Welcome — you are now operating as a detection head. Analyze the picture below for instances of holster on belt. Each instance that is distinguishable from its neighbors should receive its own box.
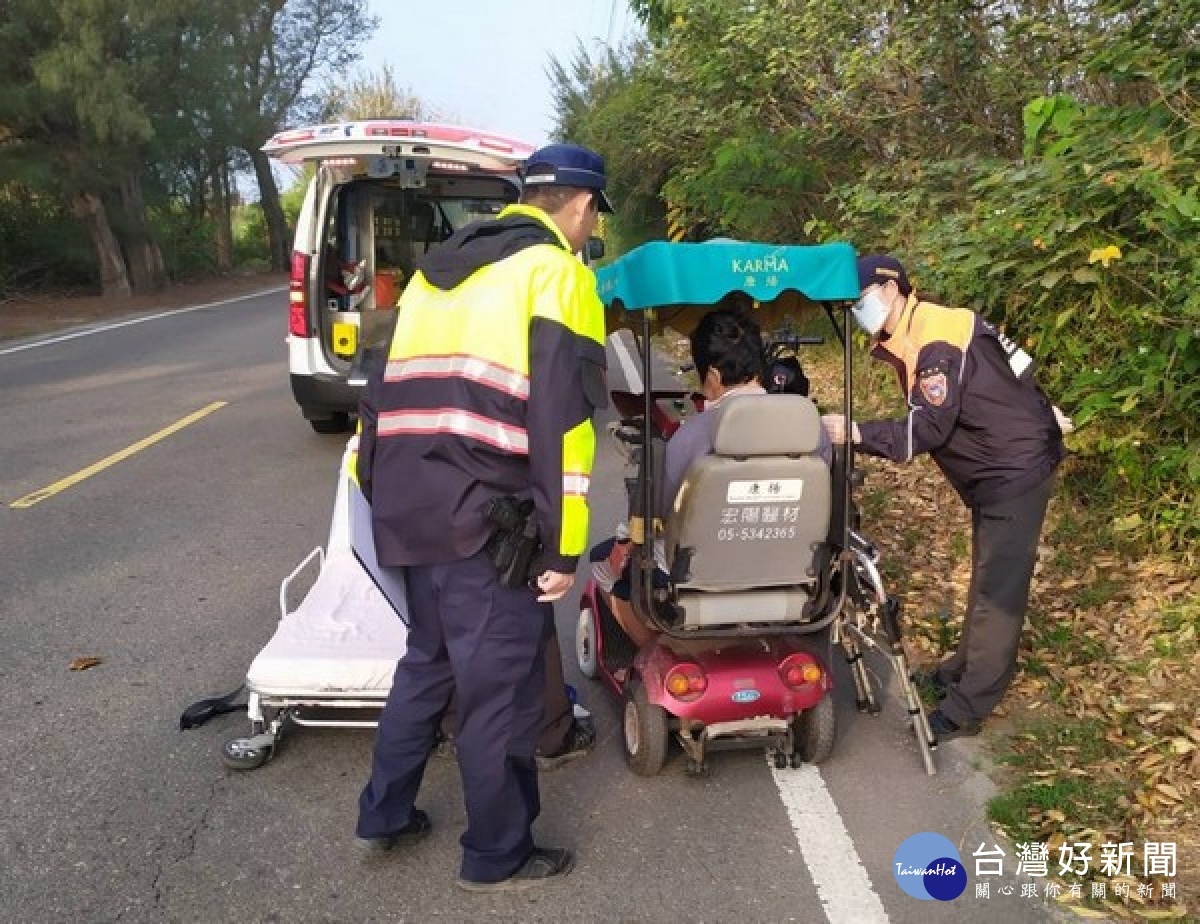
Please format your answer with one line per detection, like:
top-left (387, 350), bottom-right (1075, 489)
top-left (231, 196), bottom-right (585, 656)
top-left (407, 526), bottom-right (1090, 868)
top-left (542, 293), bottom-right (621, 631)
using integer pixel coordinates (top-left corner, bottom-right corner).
top-left (482, 496), bottom-right (544, 589)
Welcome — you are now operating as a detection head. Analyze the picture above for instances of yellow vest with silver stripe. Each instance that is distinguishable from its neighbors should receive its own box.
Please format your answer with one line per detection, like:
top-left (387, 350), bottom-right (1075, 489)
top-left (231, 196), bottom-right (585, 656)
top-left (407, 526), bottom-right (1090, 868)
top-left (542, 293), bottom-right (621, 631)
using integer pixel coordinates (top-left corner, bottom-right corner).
top-left (375, 204), bottom-right (605, 566)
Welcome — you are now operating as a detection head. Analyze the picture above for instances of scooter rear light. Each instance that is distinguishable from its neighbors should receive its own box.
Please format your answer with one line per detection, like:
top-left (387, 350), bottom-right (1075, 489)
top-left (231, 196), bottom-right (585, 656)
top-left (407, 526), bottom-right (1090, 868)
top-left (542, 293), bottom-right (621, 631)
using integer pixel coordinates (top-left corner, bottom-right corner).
top-left (288, 252), bottom-right (311, 338)
top-left (779, 654), bottom-right (823, 690)
top-left (665, 663), bottom-right (707, 702)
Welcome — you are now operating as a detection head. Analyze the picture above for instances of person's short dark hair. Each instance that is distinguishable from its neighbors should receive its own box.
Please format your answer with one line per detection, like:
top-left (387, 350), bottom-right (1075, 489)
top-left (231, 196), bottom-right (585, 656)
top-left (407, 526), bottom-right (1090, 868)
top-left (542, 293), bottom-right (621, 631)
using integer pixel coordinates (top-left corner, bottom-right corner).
top-left (519, 184), bottom-right (597, 214)
top-left (857, 254), bottom-right (912, 296)
top-left (690, 308), bottom-right (764, 387)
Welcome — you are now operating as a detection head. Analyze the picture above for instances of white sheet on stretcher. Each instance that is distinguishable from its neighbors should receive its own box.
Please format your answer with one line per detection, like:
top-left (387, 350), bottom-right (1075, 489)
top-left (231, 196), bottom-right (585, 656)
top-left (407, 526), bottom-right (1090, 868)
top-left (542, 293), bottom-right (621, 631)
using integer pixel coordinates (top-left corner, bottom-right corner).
top-left (246, 438), bottom-right (409, 697)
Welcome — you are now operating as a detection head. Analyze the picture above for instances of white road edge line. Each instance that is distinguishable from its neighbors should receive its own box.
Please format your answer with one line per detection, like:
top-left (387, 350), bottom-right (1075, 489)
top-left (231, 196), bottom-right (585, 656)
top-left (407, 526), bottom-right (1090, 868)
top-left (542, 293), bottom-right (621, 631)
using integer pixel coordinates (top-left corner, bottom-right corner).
top-left (769, 759), bottom-right (891, 924)
top-left (0, 286), bottom-right (286, 357)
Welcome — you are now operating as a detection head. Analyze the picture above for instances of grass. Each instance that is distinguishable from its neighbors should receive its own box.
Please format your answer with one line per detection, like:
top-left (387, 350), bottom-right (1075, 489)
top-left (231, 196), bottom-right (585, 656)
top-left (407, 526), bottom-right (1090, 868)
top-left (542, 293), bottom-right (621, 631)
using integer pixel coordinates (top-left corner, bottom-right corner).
top-left (1073, 577), bottom-right (1121, 610)
top-left (1036, 620), bottom-right (1107, 664)
top-left (859, 484), bottom-right (892, 521)
top-left (989, 777), bottom-right (1123, 831)
top-left (989, 719), bottom-right (1126, 861)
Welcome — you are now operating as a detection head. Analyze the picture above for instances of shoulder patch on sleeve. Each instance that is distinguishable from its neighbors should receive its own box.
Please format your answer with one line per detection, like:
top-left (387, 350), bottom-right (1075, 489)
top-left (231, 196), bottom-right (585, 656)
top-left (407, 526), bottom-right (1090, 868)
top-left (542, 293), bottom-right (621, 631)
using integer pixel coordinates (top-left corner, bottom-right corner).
top-left (916, 360), bottom-right (951, 407)
top-left (917, 358), bottom-right (952, 379)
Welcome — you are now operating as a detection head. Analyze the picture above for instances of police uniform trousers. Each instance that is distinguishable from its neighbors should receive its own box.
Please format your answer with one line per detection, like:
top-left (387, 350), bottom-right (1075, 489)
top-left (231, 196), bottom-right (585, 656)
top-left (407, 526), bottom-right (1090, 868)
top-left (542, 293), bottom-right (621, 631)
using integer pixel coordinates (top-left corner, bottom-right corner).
top-left (937, 473), bottom-right (1055, 725)
top-left (436, 620), bottom-right (576, 756)
top-left (356, 549), bottom-right (551, 883)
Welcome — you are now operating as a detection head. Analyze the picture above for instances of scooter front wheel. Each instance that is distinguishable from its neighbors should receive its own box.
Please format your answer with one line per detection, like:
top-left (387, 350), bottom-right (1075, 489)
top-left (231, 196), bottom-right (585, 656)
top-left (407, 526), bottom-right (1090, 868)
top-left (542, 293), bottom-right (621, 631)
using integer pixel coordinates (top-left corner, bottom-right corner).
top-left (576, 605), bottom-right (599, 679)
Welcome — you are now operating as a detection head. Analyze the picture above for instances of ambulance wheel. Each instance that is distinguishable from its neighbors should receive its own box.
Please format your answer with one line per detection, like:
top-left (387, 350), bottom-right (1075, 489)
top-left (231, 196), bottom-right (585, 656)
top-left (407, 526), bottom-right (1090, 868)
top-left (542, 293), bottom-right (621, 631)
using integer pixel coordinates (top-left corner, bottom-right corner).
top-left (309, 412), bottom-right (349, 434)
top-left (794, 694), bottom-right (836, 765)
top-left (623, 677), bottom-right (669, 776)
top-left (222, 736), bottom-right (271, 771)
top-left (575, 606), bottom-right (599, 679)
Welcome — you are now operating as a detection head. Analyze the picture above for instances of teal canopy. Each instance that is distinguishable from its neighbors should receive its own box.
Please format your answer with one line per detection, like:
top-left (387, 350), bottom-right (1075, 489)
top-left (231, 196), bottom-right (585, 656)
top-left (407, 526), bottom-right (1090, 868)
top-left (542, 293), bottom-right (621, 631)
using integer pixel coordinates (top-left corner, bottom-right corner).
top-left (595, 239), bottom-right (860, 311)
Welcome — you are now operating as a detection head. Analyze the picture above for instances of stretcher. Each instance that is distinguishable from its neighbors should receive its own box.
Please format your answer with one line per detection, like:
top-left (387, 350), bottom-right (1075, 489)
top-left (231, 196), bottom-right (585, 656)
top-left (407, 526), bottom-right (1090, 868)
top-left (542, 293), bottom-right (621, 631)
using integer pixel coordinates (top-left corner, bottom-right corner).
top-left (220, 438), bottom-right (410, 770)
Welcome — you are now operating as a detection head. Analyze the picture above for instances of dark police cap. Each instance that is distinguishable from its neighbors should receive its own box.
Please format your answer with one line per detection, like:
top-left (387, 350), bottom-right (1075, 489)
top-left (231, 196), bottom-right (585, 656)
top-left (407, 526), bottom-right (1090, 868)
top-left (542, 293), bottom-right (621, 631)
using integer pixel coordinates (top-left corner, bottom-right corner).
top-left (520, 143), bottom-right (614, 212)
top-left (857, 254), bottom-right (912, 295)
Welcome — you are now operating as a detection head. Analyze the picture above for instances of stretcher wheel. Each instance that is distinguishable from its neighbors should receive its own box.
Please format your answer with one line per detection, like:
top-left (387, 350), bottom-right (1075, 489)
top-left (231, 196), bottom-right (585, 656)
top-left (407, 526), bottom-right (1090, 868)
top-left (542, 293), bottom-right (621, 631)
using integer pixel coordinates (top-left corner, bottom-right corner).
top-left (623, 677), bottom-right (669, 776)
top-left (222, 735), bottom-right (271, 771)
top-left (793, 694), bottom-right (836, 765)
top-left (575, 606), bottom-right (599, 679)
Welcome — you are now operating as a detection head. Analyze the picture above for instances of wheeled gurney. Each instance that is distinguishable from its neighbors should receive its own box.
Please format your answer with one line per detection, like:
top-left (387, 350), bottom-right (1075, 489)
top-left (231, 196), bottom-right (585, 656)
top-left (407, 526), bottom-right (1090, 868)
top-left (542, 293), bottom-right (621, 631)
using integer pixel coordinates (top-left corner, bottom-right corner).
top-left (221, 439), bottom-right (409, 770)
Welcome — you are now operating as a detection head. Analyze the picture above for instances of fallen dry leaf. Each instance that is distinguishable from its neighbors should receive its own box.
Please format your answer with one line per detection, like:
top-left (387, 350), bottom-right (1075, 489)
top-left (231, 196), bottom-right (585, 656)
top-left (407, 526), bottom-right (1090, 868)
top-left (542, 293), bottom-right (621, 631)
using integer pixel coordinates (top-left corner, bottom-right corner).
top-left (68, 656), bottom-right (103, 671)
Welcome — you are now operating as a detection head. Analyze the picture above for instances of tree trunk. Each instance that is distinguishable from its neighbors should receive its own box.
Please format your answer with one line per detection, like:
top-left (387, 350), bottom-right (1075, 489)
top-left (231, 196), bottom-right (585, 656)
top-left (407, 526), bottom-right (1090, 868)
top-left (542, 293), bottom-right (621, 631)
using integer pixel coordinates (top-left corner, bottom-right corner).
top-left (250, 148), bottom-right (290, 271)
top-left (72, 191), bottom-right (132, 298)
top-left (212, 156), bottom-right (234, 273)
top-left (117, 171), bottom-right (167, 294)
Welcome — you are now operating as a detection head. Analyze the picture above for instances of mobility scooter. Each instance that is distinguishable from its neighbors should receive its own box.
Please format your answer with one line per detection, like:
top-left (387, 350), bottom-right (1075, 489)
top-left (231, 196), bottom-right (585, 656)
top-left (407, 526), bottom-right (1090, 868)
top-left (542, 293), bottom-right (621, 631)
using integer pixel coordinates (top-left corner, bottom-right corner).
top-left (577, 239), bottom-right (938, 776)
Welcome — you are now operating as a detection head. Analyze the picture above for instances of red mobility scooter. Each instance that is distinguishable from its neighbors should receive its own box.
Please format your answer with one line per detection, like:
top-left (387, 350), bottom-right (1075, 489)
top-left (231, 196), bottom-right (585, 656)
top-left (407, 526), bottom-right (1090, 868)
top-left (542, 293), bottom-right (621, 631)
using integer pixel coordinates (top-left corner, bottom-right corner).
top-left (577, 239), bottom-right (937, 776)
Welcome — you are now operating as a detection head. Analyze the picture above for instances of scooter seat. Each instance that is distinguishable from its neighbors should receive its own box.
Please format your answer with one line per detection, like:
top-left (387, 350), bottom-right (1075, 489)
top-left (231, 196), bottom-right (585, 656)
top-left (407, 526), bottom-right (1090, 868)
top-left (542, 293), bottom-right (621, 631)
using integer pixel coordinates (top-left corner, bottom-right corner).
top-left (665, 395), bottom-right (831, 622)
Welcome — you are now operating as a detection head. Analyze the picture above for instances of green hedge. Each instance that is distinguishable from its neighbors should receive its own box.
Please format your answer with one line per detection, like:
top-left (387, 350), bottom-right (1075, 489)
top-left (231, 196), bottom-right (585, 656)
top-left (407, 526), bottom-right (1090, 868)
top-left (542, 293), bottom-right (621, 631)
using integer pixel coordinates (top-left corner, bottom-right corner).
top-left (826, 95), bottom-right (1199, 549)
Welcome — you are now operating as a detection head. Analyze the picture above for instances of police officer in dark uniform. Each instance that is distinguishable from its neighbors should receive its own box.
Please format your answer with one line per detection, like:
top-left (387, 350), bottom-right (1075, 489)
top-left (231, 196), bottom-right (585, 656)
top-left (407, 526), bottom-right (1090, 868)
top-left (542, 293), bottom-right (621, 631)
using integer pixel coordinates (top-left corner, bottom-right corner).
top-left (353, 144), bottom-right (611, 890)
top-left (822, 255), bottom-right (1066, 740)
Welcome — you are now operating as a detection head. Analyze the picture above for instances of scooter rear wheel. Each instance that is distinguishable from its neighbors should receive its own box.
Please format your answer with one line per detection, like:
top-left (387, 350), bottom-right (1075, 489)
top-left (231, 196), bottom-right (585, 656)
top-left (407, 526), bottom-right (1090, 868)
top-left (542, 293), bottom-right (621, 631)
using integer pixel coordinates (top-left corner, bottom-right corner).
top-left (623, 677), bottom-right (669, 776)
top-left (793, 694), bottom-right (836, 764)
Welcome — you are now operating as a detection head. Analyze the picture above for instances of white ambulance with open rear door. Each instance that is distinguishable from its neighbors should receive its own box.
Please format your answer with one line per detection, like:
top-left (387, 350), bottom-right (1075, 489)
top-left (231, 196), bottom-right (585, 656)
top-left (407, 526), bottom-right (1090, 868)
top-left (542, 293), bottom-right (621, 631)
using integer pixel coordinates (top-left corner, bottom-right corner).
top-left (263, 121), bottom-right (534, 433)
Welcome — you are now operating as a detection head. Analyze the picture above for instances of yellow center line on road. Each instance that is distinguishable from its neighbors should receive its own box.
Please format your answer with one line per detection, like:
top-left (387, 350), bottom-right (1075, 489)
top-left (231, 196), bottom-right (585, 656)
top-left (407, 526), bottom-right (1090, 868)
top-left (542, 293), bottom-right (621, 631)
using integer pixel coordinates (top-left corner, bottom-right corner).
top-left (10, 401), bottom-right (228, 509)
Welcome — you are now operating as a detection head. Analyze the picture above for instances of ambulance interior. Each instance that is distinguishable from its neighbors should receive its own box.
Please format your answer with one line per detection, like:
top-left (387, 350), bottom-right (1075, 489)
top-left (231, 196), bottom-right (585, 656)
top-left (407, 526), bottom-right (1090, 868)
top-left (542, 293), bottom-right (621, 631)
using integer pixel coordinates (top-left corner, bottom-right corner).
top-left (318, 173), bottom-right (519, 365)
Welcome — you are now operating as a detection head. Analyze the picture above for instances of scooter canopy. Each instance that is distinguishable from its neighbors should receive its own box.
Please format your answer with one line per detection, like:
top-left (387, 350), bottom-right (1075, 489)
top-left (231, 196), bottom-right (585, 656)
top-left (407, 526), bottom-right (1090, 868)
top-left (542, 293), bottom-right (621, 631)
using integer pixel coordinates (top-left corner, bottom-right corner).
top-left (595, 239), bottom-right (860, 311)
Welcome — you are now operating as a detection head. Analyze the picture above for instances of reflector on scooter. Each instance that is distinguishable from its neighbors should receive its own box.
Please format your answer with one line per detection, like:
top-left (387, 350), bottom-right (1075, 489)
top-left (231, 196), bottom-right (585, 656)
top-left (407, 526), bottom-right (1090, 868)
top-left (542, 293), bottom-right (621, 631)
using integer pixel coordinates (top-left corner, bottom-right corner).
top-left (665, 664), bottom-right (707, 701)
top-left (779, 653), bottom-right (822, 690)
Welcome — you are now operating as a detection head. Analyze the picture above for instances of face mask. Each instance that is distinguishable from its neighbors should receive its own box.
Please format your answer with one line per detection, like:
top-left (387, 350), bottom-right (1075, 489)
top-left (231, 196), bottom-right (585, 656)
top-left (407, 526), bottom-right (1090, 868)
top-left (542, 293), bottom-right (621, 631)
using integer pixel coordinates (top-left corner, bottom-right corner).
top-left (852, 289), bottom-right (891, 335)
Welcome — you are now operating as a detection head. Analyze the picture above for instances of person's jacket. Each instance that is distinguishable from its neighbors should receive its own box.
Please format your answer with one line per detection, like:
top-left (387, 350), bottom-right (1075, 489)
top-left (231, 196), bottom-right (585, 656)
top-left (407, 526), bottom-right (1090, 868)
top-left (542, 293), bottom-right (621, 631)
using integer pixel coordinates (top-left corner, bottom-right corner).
top-left (357, 204), bottom-right (607, 571)
top-left (857, 295), bottom-right (1064, 507)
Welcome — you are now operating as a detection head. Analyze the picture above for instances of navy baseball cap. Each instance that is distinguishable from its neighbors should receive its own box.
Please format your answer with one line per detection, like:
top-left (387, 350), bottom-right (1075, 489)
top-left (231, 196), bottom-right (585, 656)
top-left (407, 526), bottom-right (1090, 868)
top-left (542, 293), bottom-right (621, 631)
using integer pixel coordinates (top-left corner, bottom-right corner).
top-left (857, 254), bottom-right (912, 295)
top-left (520, 143), bottom-right (614, 212)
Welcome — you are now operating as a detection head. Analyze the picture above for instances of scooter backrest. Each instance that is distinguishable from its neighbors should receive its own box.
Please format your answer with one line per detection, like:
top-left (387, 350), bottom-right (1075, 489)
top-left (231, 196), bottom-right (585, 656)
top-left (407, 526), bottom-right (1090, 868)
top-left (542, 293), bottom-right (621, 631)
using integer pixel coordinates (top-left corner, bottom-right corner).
top-left (710, 393), bottom-right (823, 456)
top-left (666, 394), bottom-right (831, 593)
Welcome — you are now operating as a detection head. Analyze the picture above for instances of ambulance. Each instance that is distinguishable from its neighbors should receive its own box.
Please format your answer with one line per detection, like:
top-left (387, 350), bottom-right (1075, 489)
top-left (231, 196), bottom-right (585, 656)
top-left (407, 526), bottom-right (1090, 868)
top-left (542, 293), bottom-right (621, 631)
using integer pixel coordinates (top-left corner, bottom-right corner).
top-left (263, 121), bottom-right (535, 433)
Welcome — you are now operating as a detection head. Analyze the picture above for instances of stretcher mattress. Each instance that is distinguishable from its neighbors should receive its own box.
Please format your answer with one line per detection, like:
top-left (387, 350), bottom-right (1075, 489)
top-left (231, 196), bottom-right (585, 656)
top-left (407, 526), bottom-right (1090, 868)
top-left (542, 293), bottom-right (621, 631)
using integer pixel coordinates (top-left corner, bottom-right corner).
top-left (246, 549), bottom-right (407, 696)
top-left (246, 436), bottom-right (408, 697)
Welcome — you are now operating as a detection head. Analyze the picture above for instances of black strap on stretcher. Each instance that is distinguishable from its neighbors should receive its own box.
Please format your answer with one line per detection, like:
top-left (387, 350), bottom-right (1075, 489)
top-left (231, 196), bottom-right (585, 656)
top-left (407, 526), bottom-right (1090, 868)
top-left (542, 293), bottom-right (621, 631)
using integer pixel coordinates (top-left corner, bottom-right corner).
top-left (179, 686), bottom-right (247, 730)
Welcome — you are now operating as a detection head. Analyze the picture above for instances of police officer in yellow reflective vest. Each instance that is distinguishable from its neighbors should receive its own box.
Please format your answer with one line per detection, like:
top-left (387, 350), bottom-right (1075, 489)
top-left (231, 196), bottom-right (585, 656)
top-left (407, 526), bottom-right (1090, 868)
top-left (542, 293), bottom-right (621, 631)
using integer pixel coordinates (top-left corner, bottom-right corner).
top-left (354, 144), bottom-right (610, 891)
top-left (823, 255), bottom-right (1066, 743)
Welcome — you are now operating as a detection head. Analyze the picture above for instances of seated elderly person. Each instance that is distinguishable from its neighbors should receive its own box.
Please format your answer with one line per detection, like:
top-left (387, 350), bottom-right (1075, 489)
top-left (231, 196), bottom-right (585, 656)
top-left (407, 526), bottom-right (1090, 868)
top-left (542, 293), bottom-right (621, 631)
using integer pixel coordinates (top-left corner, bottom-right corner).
top-left (592, 307), bottom-right (833, 647)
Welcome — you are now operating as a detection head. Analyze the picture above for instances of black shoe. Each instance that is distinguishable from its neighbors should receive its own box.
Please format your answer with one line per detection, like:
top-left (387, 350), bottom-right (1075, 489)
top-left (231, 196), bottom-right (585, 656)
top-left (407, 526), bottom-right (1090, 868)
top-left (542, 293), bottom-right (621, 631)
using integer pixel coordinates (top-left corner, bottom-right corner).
top-left (458, 846), bottom-right (575, 892)
top-left (536, 718), bottom-right (597, 770)
top-left (355, 809), bottom-right (432, 852)
top-left (912, 669), bottom-right (948, 701)
top-left (928, 709), bottom-right (980, 742)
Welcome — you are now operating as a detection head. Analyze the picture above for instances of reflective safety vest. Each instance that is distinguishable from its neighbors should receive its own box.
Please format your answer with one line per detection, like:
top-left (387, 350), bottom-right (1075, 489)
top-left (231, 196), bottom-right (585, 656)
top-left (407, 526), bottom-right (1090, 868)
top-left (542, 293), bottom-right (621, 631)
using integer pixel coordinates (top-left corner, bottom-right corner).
top-left (357, 204), bottom-right (607, 571)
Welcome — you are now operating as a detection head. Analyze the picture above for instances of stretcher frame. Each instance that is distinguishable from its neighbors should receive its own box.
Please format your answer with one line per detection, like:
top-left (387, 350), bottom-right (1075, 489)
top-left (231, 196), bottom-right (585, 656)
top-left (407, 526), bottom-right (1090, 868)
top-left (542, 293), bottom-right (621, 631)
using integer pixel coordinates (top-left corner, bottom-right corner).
top-left (222, 442), bottom-right (410, 771)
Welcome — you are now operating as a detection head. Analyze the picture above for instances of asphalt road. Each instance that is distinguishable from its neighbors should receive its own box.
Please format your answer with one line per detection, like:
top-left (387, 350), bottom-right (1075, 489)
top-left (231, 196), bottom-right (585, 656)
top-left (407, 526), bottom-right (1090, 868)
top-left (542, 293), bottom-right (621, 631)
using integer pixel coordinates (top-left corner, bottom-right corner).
top-left (0, 293), bottom-right (1061, 924)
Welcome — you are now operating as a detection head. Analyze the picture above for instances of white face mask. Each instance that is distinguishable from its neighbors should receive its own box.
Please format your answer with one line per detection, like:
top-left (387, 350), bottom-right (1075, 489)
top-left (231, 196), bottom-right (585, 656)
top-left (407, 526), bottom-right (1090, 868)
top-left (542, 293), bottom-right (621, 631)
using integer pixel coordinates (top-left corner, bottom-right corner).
top-left (852, 288), bottom-right (892, 335)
